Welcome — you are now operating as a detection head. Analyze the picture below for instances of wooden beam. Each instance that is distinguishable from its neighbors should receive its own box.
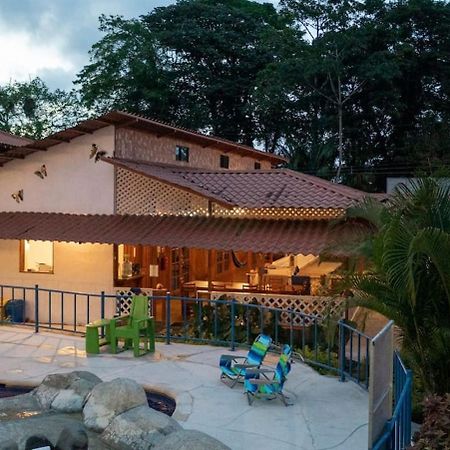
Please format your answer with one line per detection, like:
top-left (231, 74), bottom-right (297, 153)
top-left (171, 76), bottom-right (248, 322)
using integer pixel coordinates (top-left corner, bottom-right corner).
top-left (23, 146), bottom-right (47, 152)
top-left (75, 127), bottom-right (94, 135)
top-left (45, 136), bottom-right (71, 143)
top-left (115, 119), bottom-right (139, 129)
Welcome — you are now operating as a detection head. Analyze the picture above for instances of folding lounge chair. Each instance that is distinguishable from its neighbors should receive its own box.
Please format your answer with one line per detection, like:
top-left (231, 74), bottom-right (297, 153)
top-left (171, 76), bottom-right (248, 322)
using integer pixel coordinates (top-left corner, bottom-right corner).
top-left (244, 344), bottom-right (292, 406)
top-left (219, 334), bottom-right (272, 387)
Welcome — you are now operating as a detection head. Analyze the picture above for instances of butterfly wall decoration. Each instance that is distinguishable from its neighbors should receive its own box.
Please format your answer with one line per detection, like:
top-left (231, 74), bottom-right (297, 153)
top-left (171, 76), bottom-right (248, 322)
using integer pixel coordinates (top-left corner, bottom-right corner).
top-left (34, 164), bottom-right (47, 179)
top-left (89, 143), bottom-right (108, 163)
top-left (11, 189), bottom-right (24, 203)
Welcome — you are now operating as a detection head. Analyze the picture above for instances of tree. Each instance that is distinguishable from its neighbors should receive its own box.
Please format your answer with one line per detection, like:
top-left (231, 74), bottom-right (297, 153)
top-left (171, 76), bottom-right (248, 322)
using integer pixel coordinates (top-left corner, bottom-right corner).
top-left (76, 0), bottom-right (285, 146)
top-left (0, 78), bottom-right (85, 140)
top-left (343, 179), bottom-right (450, 395)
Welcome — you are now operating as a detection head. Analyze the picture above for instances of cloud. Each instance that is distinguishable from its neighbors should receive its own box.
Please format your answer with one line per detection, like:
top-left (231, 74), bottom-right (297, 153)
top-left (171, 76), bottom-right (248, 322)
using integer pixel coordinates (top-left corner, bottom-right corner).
top-left (0, 0), bottom-right (278, 90)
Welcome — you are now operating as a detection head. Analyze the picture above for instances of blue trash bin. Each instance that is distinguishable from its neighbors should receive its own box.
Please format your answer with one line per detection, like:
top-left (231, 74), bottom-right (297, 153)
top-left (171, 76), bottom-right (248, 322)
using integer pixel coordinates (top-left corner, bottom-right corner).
top-left (5, 299), bottom-right (25, 323)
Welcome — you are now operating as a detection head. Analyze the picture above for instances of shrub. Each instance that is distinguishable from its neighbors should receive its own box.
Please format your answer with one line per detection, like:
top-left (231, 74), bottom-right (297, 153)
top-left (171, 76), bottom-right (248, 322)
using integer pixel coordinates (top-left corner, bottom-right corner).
top-left (409, 394), bottom-right (450, 450)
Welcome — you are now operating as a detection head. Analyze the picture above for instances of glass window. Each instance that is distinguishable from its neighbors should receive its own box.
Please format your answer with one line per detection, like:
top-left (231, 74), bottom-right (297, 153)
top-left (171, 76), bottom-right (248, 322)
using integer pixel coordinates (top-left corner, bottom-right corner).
top-left (254, 162), bottom-right (261, 170)
top-left (175, 145), bottom-right (189, 162)
top-left (21, 240), bottom-right (54, 273)
top-left (220, 154), bottom-right (229, 169)
top-left (216, 251), bottom-right (230, 274)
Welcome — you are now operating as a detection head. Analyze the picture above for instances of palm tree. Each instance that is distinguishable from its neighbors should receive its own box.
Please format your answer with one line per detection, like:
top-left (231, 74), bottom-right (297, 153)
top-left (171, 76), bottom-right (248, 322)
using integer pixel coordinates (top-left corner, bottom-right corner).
top-left (341, 178), bottom-right (450, 395)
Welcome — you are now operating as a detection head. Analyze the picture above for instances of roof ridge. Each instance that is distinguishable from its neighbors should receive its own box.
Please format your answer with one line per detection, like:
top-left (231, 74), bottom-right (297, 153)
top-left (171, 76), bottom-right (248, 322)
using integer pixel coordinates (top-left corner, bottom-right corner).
top-left (282, 168), bottom-right (368, 199)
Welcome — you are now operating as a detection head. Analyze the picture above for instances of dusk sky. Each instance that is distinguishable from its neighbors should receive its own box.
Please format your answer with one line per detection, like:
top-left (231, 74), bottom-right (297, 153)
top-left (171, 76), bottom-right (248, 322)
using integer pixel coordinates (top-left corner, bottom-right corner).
top-left (0, 0), bottom-right (278, 91)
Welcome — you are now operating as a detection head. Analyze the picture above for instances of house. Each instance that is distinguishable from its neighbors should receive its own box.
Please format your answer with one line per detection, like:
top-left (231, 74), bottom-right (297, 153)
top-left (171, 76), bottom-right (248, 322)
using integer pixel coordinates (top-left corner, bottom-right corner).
top-left (0, 111), bottom-right (369, 326)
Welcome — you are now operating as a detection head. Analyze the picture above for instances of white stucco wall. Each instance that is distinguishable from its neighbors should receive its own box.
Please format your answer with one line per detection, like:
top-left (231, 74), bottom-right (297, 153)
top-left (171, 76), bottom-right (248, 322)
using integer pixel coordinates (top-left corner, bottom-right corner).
top-left (0, 240), bottom-right (116, 324)
top-left (0, 126), bottom-right (115, 214)
top-left (0, 127), bottom-right (117, 323)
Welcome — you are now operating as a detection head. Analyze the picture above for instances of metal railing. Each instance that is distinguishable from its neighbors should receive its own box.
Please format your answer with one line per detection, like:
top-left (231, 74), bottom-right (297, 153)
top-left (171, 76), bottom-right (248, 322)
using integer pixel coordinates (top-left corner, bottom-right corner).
top-left (372, 352), bottom-right (413, 450)
top-left (0, 283), bottom-right (411, 450)
top-left (0, 284), bottom-right (369, 386)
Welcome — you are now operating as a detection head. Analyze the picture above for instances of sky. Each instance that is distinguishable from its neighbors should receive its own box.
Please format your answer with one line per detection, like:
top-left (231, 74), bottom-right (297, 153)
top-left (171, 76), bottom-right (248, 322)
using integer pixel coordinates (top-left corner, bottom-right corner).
top-left (0, 0), bottom-right (278, 91)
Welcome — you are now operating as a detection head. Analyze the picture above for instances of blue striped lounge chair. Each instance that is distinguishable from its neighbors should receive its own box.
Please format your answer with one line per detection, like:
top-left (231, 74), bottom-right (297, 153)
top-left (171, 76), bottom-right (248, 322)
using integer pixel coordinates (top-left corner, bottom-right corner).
top-left (244, 344), bottom-right (293, 406)
top-left (219, 334), bottom-right (272, 388)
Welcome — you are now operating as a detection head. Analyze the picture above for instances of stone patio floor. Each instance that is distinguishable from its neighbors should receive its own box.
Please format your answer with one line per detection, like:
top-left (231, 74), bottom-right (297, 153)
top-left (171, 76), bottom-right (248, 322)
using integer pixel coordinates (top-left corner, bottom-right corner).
top-left (0, 325), bottom-right (368, 450)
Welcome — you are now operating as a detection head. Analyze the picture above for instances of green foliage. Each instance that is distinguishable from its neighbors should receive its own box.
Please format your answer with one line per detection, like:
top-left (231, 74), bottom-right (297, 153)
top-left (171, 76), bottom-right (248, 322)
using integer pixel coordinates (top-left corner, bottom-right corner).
top-left (409, 394), bottom-right (450, 449)
top-left (0, 78), bottom-right (85, 139)
top-left (344, 178), bottom-right (450, 395)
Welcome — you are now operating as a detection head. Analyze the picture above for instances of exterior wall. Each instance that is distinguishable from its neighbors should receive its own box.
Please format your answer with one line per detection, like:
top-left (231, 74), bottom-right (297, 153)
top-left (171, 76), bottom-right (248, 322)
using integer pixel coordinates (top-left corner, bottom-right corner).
top-left (0, 126), bottom-right (115, 214)
top-left (0, 240), bottom-right (116, 324)
top-left (115, 128), bottom-right (272, 170)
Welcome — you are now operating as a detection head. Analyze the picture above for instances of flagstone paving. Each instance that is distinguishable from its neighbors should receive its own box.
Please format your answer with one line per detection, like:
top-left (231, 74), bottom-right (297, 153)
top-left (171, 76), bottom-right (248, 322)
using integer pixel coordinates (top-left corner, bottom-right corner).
top-left (0, 326), bottom-right (368, 450)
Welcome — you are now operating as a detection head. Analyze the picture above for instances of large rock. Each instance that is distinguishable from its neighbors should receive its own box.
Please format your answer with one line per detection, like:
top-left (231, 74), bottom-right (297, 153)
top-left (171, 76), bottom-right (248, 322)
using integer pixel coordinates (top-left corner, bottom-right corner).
top-left (0, 440), bottom-right (18, 450)
top-left (101, 405), bottom-right (182, 449)
top-left (33, 371), bottom-right (101, 412)
top-left (0, 414), bottom-right (88, 449)
top-left (154, 430), bottom-right (231, 450)
top-left (55, 423), bottom-right (88, 450)
top-left (83, 378), bottom-right (147, 432)
top-left (0, 393), bottom-right (41, 415)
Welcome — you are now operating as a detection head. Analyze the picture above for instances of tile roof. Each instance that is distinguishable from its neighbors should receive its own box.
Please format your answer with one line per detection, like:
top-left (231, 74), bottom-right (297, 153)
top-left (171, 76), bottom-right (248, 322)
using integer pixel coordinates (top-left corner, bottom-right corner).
top-left (0, 110), bottom-right (285, 166)
top-left (0, 130), bottom-right (32, 148)
top-left (0, 212), bottom-right (354, 254)
top-left (105, 158), bottom-right (369, 210)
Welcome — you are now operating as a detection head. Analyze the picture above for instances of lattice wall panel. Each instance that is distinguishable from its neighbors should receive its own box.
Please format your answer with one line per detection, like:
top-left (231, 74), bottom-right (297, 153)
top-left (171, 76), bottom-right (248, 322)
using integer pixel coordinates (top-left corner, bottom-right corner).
top-left (211, 292), bottom-right (342, 327)
top-left (115, 291), bottom-right (154, 316)
top-left (116, 168), bottom-right (209, 216)
top-left (213, 205), bottom-right (345, 221)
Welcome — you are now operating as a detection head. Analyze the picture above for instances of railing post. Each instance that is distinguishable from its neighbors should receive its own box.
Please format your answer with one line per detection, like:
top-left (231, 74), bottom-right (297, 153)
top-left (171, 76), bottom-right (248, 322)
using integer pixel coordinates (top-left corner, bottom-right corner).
top-left (100, 291), bottom-right (105, 338)
top-left (339, 321), bottom-right (346, 382)
top-left (165, 292), bottom-right (171, 345)
top-left (34, 284), bottom-right (39, 333)
top-left (230, 299), bottom-right (236, 351)
top-left (100, 291), bottom-right (105, 319)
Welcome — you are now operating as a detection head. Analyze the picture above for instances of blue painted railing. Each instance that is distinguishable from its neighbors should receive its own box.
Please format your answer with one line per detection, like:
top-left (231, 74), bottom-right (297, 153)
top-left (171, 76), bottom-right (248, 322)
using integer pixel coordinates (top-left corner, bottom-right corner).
top-left (372, 352), bottom-right (413, 450)
top-left (0, 284), bottom-right (370, 388)
top-left (0, 283), bottom-right (411, 450)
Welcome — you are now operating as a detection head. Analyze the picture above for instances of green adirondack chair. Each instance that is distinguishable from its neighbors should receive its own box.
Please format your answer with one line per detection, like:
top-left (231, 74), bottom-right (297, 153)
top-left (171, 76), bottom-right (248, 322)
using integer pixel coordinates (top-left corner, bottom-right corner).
top-left (109, 295), bottom-right (155, 357)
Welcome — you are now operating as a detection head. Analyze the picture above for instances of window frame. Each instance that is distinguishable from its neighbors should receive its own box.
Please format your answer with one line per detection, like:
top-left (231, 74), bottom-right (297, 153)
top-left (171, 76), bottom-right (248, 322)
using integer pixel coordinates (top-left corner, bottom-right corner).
top-left (220, 154), bottom-right (230, 169)
top-left (175, 145), bottom-right (190, 162)
top-left (254, 161), bottom-right (261, 170)
top-left (19, 240), bottom-right (55, 274)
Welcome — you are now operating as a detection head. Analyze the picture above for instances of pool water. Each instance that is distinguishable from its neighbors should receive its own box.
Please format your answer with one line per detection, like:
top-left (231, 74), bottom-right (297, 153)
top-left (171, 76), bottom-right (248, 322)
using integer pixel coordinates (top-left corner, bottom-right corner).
top-left (0, 384), bottom-right (176, 416)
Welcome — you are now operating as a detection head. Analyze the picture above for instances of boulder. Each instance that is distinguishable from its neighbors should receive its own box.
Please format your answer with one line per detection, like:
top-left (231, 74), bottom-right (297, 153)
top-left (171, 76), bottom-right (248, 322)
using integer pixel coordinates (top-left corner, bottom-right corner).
top-left (154, 430), bottom-right (231, 450)
top-left (101, 405), bottom-right (182, 450)
top-left (0, 414), bottom-right (87, 449)
top-left (0, 393), bottom-right (41, 414)
top-left (0, 440), bottom-right (18, 450)
top-left (83, 378), bottom-right (147, 432)
top-left (33, 371), bottom-right (101, 411)
top-left (55, 423), bottom-right (88, 450)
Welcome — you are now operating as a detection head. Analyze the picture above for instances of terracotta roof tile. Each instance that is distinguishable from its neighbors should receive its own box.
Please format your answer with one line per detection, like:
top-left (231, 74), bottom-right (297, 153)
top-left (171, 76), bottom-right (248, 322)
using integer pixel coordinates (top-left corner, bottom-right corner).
top-left (0, 130), bottom-right (32, 148)
top-left (0, 212), bottom-right (353, 254)
top-left (106, 158), bottom-right (369, 210)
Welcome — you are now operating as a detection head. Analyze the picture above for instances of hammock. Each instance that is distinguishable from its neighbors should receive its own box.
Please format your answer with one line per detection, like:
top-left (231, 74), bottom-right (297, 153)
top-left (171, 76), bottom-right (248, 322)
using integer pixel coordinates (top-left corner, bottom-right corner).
top-left (231, 250), bottom-right (247, 268)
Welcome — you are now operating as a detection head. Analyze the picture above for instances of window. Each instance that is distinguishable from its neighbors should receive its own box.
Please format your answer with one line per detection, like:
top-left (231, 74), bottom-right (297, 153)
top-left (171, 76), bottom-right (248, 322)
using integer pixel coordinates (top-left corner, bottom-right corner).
top-left (220, 154), bottom-right (229, 169)
top-left (21, 240), bottom-right (54, 273)
top-left (254, 162), bottom-right (261, 170)
top-left (216, 250), bottom-right (230, 274)
top-left (175, 145), bottom-right (189, 162)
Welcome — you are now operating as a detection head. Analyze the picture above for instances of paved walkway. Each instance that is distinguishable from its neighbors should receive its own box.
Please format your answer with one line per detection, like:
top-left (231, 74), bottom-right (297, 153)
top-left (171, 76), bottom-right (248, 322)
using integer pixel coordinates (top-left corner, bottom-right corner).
top-left (0, 326), bottom-right (368, 450)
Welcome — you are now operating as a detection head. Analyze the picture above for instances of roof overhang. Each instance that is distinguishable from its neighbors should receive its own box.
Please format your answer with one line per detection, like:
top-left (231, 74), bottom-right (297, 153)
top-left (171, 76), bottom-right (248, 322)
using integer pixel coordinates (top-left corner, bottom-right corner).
top-left (0, 212), bottom-right (353, 255)
top-left (0, 111), bottom-right (286, 167)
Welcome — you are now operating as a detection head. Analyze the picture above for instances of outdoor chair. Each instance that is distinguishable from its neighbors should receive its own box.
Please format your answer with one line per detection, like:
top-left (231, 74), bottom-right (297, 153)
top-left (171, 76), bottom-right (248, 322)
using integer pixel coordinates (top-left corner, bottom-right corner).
top-left (109, 295), bottom-right (155, 357)
top-left (244, 344), bottom-right (293, 406)
top-left (219, 334), bottom-right (272, 387)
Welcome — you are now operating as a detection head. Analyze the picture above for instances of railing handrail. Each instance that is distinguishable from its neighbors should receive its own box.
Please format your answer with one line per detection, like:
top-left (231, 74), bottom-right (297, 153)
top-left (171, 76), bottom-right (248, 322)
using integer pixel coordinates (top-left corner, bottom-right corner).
top-left (1, 282), bottom-right (412, 450)
top-left (372, 351), bottom-right (412, 450)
